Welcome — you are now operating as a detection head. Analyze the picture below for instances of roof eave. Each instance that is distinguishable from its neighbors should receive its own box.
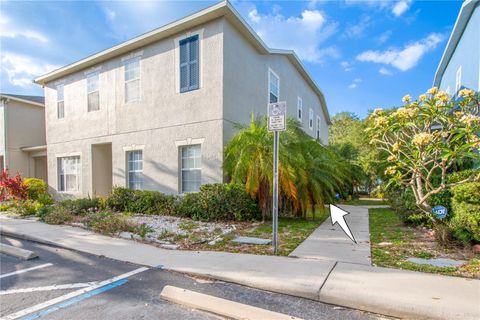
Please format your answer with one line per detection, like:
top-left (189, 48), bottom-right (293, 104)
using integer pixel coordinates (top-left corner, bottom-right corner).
top-left (0, 95), bottom-right (44, 107)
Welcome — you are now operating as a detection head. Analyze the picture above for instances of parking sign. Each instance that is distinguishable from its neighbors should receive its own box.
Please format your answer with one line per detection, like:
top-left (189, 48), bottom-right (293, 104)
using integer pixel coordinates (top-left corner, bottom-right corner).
top-left (268, 102), bottom-right (286, 132)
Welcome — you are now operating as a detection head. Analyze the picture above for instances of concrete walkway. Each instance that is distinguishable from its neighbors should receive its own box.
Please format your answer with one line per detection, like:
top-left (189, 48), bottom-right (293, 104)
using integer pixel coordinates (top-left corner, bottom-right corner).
top-left (289, 205), bottom-right (371, 265)
top-left (1, 215), bottom-right (479, 320)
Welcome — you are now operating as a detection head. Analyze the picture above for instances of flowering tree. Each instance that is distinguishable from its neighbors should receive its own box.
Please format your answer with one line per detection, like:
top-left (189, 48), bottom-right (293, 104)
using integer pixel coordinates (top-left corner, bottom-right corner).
top-left (367, 88), bottom-right (480, 214)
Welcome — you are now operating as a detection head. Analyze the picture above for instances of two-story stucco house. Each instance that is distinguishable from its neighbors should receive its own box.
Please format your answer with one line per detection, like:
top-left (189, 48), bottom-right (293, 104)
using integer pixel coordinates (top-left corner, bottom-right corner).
top-left (34, 1), bottom-right (331, 199)
top-left (434, 0), bottom-right (479, 95)
top-left (0, 94), bottom-right (48, 181)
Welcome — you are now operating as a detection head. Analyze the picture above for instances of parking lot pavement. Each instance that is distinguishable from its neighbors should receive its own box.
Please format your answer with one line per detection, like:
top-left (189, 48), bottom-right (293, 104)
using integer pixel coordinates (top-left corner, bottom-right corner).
top-left (0, 236), bottom-right (387, 320)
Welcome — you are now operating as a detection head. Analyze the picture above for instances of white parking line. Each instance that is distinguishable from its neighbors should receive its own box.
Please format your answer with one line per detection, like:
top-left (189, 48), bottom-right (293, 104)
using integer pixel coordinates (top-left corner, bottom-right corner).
top-left (0, 282), bottom-right (98, 295)
top-left (1, 267), bottom-right (148, 320)
top-left (0, 263), bottom-right (53, 279)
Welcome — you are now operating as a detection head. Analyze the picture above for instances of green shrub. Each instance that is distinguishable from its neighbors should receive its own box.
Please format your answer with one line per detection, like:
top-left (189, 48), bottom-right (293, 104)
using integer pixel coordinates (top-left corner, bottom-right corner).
top-left (58, 198), bottom-right (101, 215)
top-left (87, 211), bottom-right (133, 235)
top-left (133, 223), bottom-right (154, 238)
top-left (42, 206), bottom-right (74, 225)
top-left (37, 194), bottom-right (54, 206)
top-left (449, 182), bottom-right (480, 244)
top-left (24, 178), bottom-right (48, 200)
top-left (448, 169), bottom-right (480, 184)
top-left (106, 187), bottom-right (176, 215)
top-left (176, 184), bottom-right (260, 221)
top-left (13, 200), bottom-right (44, 217)
top-left (0, 202), bottom-right (13, 211)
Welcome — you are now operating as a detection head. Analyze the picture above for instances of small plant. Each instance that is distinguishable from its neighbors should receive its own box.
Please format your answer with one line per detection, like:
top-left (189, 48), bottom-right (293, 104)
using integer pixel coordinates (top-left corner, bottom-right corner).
top-left (58, 198), bottom-right (101, 215)
top-left (178, 220), bottom-right (199, 231)
top-left (24, 178), bottom-right (48, 200)
top-left (0, 169), bottom-right (28, 201)
top-left (134, 223), bottom-right (154, 238)
top-left (42, 206), bottom-right (74, 225)
top-left (158, 229), bottom-right (175, 240)
top-left (13, 200), bottom-right (44, 217)
top-left (87, 211), bottom-right (132, 235)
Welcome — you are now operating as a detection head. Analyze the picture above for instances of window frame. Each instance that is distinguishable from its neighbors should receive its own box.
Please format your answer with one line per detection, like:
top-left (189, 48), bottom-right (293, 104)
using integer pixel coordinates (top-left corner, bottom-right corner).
top-left (57, 84), bottom-right (65, 119)
top-left (126, 150), bottom-right (143, 190)
top-left (297, 97), bottom-right (303, 121)
top-left (180, 144), bottom-right (202, 194)
top-left (124, 56), bottom-right (141, 103)
top-left (86, 71), bottom-right (100, 112)
top-left (179, 35), bottom-right (200, 93)
top-left (268, 69), bottom-right (280, 104)
top-left (57, 156), bottom-right (80, 193)
top-left (309, 109), bottom-right (314, 130)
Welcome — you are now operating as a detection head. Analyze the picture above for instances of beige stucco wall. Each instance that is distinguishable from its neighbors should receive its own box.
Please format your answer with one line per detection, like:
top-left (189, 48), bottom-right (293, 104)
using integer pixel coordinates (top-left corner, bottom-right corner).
top-left (0, 99), bottom-right (46, 177)
top-left (222, 21), bottom-right (329, 143)
top-left (44, 18), bottom-right (225, 198)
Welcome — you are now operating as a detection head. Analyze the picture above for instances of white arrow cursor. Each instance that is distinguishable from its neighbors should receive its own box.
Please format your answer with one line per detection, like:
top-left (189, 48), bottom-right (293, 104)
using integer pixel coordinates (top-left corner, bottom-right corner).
top-left (329, 204), bottom-right (357, 244)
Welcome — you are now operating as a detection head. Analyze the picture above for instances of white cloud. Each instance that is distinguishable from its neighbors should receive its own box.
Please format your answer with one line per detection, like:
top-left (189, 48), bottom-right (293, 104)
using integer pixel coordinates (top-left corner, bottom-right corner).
top-left (356, 33), bottom-right (444, 71)
top-left (345, 0), bottom-right (413, 17)
top-left (392, 0), bottom-right (412, 17)
top-left (246, 7), bottom-right (338, 64)
top-left (104, 7), bottom-right (116, 21)
top-left (377, 30), bottom-right (392, 44)
top-left (0, 14), bottom-right (48, 43)
top-left (379, 67), bottom-right (393, 76)
top-left (340, 61), bottom-right (354, 72)
top-left (348, 83), bottom-right (357, 89)
top-left (1, 52), bottom-right (61, 87)
top-left (344, 15), bottom-right (371, 39)
top-left (353, 78), bottom-right (362, 83)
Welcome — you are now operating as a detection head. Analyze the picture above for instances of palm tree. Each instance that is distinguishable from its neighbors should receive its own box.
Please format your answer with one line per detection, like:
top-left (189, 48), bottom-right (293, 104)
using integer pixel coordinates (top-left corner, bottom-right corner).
top-left (224, 115), bottom-right (356, 220)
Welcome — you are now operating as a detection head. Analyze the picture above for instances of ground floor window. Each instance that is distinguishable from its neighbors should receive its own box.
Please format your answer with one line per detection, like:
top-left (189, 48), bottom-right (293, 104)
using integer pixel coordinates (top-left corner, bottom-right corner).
top-left (58, 156), bottom-right (80, 192)
top-left (127, 150), bottom-right (143, 190)
top-left (181, 145), bottom-right (201, 193)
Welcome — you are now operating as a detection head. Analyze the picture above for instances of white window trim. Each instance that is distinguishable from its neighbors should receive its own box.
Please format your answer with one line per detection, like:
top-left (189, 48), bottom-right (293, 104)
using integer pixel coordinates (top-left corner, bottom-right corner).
top-left (123, 144), bottom-right (145, 152)
top-left (179, 144), bottom-right (202, 194)
top-left (455, 66), bottom-right (462, 93)
top-left (126, 149), bottom-right (144, 190)
top-left (86, 71), bottom-right (100, 112)
top-left (297, 97), bottom-right (303, 121)
top-left (56, 154), bottom-right (82, 194)
top-left (309, 108), bottom-right (314, 130)
top-left (268, 68), bottom-right (280, 104)
top-left (57, 84), bottom-right (65, 119)
top-left (124, 56), bottom-right (141, 103)
top-left (174, 29), bottom-right (204, 94)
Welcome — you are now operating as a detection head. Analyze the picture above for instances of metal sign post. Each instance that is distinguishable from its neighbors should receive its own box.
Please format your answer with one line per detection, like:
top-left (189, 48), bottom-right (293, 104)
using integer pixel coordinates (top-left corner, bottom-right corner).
top-left (268, 101), bottom-right (286, 254)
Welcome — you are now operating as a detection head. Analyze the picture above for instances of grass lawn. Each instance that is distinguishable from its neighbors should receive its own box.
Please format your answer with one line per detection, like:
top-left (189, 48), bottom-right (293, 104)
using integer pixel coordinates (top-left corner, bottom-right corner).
top-left (192, 208), bottom-right (330, 256)
top-left (370, 208), bottom-right (480, 278)
top-left (340, 199), bottom-right (387, 206)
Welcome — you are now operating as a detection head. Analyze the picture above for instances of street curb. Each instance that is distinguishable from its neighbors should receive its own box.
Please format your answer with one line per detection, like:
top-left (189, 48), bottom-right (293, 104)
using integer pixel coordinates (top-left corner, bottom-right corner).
top-left (160, 285), bottom-right (302, 320)
top-left (0, 229), bottom-right (70, 250)
top-left (0, 243), bottom-right (38, 260)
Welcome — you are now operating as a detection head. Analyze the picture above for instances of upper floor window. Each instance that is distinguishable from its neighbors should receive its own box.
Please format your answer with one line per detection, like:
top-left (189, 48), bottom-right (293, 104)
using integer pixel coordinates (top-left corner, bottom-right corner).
top-left (57, 84), bottom-right (64, 119)
top-left (125, 57), bottom-right (140, 103)
top-left (297, 97), bottom-right (303, 121)
top-left (127, 150), bottom-right (143, 190)
top-left (316, 116), bottom-right (321, 140)
top-left (180, 35), bottom-right (199, 92)
top-left (269, 70), bottom-right (279, 103)
top-left (58, 156), bottom-right (80, 192)
top-left (455, 66), bottom-right (462, 93)
top-left (309, 109), bottom-right (314, 130)
top-left (87, 72), bottom-right (99, 112)
top-left (181, 145), bottom-right (201, 193)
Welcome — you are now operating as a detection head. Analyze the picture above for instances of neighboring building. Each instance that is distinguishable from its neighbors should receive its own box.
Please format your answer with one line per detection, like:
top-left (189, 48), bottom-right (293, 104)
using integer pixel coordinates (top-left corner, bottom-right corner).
top-left (34, 1), bottom-right (331, 199)
top-left (434, 0), bottom-right (479, 95)
top-left (0, 94), bottom-right (48, 182)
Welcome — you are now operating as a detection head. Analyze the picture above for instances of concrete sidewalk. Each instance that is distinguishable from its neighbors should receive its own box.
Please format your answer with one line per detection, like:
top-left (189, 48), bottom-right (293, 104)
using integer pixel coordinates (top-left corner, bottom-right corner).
top-left (1, 215), bottom-right (479, 320)
top-left (289, 205), bottom-right (371, 265)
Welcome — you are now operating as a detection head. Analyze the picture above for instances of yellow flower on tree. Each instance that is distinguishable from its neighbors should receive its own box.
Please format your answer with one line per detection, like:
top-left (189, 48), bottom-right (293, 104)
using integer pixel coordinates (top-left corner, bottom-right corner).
top-left (387, 155), bottom-right (397, 162)
top-left (418, 94), bottom-right (427, 101)
top-left (402, 95), bottom-right (411, 103)
top-left (458, 88), bottom-right (475, 98)
top-left (374, 116), bottom-right (388, 127)
top-left (412, 133), bottom-right (434, 147)
top-left (435, 91), bottom-right (450, 104)
top-left (384, 166), bottom-right (396, 176)
top-left (427, 87), bottom-right (439, 95)
top-left (392, 142), bottom-right (401, 151)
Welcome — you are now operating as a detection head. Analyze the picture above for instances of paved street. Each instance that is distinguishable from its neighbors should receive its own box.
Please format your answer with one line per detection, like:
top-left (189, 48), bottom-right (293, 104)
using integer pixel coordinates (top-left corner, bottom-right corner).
top-left (0, 236), bottom-right (384, 320)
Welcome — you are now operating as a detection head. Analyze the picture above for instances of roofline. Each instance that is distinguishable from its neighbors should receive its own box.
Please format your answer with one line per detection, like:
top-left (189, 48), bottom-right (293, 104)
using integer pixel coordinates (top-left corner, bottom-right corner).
top-left (33, 0), bottom-right (331, 124)
top-left (433, 0), bottom-right (478, 87)
top-left (0, 94), bottom-right (44, 107)
top-left (21, 145), bottom-right (47, 152)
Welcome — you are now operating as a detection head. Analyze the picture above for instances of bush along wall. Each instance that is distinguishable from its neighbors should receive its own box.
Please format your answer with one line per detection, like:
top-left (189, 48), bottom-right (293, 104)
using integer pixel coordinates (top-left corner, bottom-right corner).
top-left (449, 182), bottom-right (480, 244)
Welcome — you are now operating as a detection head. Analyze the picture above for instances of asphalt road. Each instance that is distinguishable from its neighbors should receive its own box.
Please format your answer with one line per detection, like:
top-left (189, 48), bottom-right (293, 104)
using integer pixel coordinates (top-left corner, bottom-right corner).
top-left (0, 236), bottom-right (388, 320)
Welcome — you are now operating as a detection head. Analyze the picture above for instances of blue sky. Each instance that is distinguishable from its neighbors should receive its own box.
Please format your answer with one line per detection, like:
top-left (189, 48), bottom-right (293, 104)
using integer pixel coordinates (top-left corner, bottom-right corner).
top-left (0, 0), bottom-right (463, 118)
